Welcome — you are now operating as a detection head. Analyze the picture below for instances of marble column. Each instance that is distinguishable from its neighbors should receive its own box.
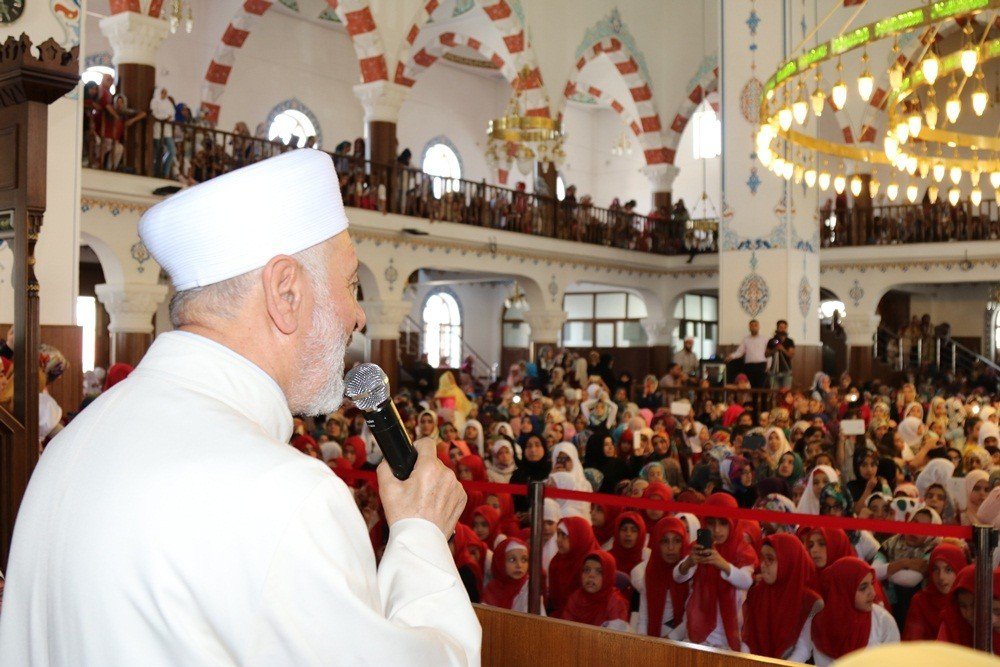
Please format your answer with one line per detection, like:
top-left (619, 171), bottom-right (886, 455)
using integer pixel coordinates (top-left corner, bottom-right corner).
top-left (843, 314), bottom-right (881, 383)
top-left (522, 308), bottom-right (567, 355)
top-left (642, 317), bottom-right (675, 377)
top-left (361, 299), bottom-right (413, 394)
top-left (100, 11), bottom-right (170, 175)
top-left (643, 164), bottom-right (681, 212)
top-left (353, 80), bottom-right (408, 166)
top-left (719, 0), bottom-right (820, 388)
top-left (95, 283), bottom-right (168, 367)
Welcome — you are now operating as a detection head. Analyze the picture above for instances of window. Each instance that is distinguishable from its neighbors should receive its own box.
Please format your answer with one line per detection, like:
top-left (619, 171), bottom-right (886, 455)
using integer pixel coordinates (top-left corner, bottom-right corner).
top-left (673, 293), bottom-right (718, 359)
top-left (502, 301), bottom-right (531, 348)
top-left (268, 109), bottom-right (318, 148)
top-left (81, 65), bottom-right (115, 94)
top-left (423, 291), bottom-right (462, 368)
top-left (421, 141), bottom-right (462, 198)
top-left (76, 296), bottom-right (97, 373)
top-left (561, 291), bottom-right (648, 348)
top-left (692, 101), bottom-right (721, 160)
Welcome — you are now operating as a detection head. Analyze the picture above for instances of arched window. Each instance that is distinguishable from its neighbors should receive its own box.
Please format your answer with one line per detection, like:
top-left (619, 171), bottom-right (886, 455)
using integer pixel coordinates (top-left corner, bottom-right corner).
top-left (81, 65), bottom-right (115, 94)
top-left (421, 139), bottom-right (462, 198)
top-left (268, 109), bottom-right (318, 148)
top-left (692, 100), bottom-right (721, 160)
top-left (423, 291), bottom-right (462, 368)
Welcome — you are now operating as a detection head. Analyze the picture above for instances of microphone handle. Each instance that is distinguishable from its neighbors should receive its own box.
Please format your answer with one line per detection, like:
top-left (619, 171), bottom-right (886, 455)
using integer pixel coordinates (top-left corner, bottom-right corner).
top-left (363, 400), bottom-right (418, 480)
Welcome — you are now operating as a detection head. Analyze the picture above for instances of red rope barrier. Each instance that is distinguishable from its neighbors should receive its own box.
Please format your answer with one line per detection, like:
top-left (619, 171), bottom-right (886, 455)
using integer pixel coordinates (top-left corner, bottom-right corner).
top-left (330, 467), bottom-right (973, 541)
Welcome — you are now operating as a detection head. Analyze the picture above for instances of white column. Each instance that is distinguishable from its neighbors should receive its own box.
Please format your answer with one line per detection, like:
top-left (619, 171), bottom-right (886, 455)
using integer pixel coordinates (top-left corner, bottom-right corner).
top-left (641, 317), bottom-right (675, 348)
top-left (522, 308), bottom-right (567, 345)
top-left (95, 283), bottom-right (169, 335)
top-left (361, 298), bottom-right (413, 341)
top-left (99, 11), bottom-right (170, 67)
top-left (642, 164), bottom-right (681, 194)
top-left (352, 80), bottom-right (409, 124)
top-left (842, 314), bottom-right (881, 348)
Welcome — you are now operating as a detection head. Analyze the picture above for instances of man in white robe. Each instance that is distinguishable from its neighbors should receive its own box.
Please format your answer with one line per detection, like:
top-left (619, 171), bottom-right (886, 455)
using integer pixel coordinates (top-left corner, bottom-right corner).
top-left (0, 150), bottom-right (481, 665)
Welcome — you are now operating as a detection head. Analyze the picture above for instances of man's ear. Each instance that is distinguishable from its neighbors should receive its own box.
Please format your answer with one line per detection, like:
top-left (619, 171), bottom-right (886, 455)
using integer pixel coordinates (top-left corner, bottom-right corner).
top-left (262, 255), bottom-right (306, 335)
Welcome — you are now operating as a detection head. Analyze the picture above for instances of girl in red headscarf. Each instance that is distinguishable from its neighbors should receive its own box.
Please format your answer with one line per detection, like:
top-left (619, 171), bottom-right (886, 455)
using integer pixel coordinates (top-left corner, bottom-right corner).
top-left (810, 557), bottom-right (900, 666)
top-left (546, 516), bottom-right (599, 617)
top-left (560, 550), bottom-right (630, 631)
top-left (904, 542), bottom-right (968, 640)
top-left (485, 492), bottom-right (521, 536)
top-left (633, 516), bottom-right (690, 638)
top-left (741, 533), bottom-right (822, 661)
top-left (341, 436), bottom-right (367, 469)
top-left (483, 538), bottom-right (542, 614)
top-left (937, 563), bottom-right (1000, 653)
top-left (675, 493), bottom-right (759, 650)
top-left (457, 454), bottom-right (488, 525)
top-left (641, 481), bottom-right (674, 526)
top-left (451, 523), bottom-right (488, 603)
top-left (591, 503), bottom-right (623, 549)
top-left (471, 505), bottom-right (505, 550)
top-left (608, 511), bottom-right (649, 577)
top-left (805, 526), bottom-right (891, 610)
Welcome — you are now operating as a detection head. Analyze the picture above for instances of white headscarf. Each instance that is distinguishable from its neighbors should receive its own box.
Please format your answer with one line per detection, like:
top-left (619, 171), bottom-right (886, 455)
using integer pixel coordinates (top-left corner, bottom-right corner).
top-left (764, 426), bottom-right (792, 458)
top-left (898, 416), bottom-right (924, 449)
top-left (548, 471), bottom-right (591, 521)
top-left (796, 465), bottom-right (840, 515)
top-left (463, 419), bottom-right (485, 456)
top-left (978, 421), bottom-right (1000, 447)
top-left (915, 458), bottom-right (955, 499)
top-left (550, 442), bottom-right (589, 492)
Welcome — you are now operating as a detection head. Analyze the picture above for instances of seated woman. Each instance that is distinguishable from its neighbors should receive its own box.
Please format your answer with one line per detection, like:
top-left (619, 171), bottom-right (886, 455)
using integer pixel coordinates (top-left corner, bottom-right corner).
top-left (482, 537), bottom-right (544, 615)
top-left (546, 516), bottom-right (599, 617)
top-left (632, 517), bottom-right (690, 638)
top-left (561, 550), bottom-right (630, 632)
top-left (903, 543), bottom-right (968, 640)
top-left (741, 533), bottom-right (822, 662)
top-left (937, 563), bottom-right (1000, 654)
top-left (810, 557), bottom-right (900, 666)
top-left (674, 493), bottom-right (758, 651)
top-left (608, 511), bottom-right (649, 577)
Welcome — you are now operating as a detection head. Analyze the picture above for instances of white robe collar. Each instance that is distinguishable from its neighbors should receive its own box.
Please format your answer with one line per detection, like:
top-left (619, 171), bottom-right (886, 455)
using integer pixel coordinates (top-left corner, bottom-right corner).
top-left (134, 331), bottom-right (293, 443)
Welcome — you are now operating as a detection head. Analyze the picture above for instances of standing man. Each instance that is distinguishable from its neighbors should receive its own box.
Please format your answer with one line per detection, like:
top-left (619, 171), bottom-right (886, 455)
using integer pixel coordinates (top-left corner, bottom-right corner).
top-left (675, 337), bottom-right (700, 378)
top-left (766, 319), bottom-right (796, 388)
top-left (727, 319), bottom-right (769, 388)
top-left (0, 150), bottom-right (481, 665)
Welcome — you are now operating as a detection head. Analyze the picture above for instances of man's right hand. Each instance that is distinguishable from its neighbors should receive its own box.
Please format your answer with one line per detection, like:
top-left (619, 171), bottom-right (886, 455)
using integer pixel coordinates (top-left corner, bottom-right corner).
top-left (377, 437), bottom-right (466, 536)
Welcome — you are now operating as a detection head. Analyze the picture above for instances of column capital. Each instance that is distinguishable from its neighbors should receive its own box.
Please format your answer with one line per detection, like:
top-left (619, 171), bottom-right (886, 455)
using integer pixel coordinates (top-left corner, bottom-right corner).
top-left (100, 11), bottom-right (171, 67)
top-left (95, 282), bottom-right (168, 334)
top-left (352, 80), bottom-right (409, 123)
top-left (842, 314), bottom-right (882, 346)
top-left (641, 164), bottom-right (681, 192)
top-left (522, 309), bottom-right (567, 344)
top-left (641, 318), bottom-right (673, 346)
top-left (362, 299), bottom-right (412, 340)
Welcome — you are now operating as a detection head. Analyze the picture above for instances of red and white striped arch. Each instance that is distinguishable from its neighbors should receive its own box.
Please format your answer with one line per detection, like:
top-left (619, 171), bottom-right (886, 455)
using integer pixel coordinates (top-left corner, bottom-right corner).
top-left (662, 63), bottom-right (719, 163)
top-left (561, 82), bottom-right (643, 143)
top-left (564, 38), bottom-right (668, 165)
top-left (474, 0), bottom-right (550, 117)
top-left (198, 0), bottom-right (389, 126)
top-left (108, 0), bottom-right (164, 15)
top-left (394, 31), bottom-right (517, 87)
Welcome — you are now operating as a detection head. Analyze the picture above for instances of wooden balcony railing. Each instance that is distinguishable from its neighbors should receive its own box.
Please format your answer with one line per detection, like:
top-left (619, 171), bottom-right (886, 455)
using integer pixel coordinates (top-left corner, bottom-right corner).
top-left (86, 119), bottom-right (716, 257)
top-left (820, 199), bottom-right (999, 247)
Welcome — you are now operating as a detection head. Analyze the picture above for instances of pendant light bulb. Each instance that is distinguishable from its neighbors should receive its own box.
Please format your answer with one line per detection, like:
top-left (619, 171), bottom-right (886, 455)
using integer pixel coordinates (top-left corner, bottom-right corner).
top-left (857, 70), bottom-right (874, 102)
top-left (991, 171), bottom-right (1000, 189)
top-left (831, 80), bottom-right (848, 110)
top-left (950, 165), bottom-right (962, 185)
top-left (906, 183), bottom-right (919, 203)
top-left (906, 155), bottom-right (918, 176)
top-left (869, 177), bottom-right (880, 199)
top-left (971, 188), bottom-right (982, 207)
top-left (907, 112), bottom-right (922, 138)
top-left (945, 95), bottom-right (961, 124)
top-left (927, 185), bottom-right (939, 203)
top-left (933, 162), bottom-right (945, 182)
top-left (921, 52), bottom-right (939, 85)
top-left (961, 46), bottom-right (978, 78)
top-left (948, 187), bottom-right (960, 206)
top-left (811, 88), bottom-right (826, 117)
top-left (972, 86), bottom-right (988, 117)
top-left (834, 173), bottom-right (847, 194)
top-left (884, 135), bottom-right (899, 161)
top-left (925, 101), bottom-right (939, 130)
top-left (889, 63), bottom-right (904, 90)
top-left (818, 171), bottom-right (831, 191)
top-left (894, 122), bottom-right (909, 144)
top-left (778, 106), bottom-right (793, 131)
top-left (758, 147), bottom-right (774, 167)
top-left (792, 96), bottom-right (809, 126)
top-left (805, 168), bottom-right (817, 188)
top-left (850, 175), bottom-right (862, 197)
top-left (887, 182), bottom-right (899, 201)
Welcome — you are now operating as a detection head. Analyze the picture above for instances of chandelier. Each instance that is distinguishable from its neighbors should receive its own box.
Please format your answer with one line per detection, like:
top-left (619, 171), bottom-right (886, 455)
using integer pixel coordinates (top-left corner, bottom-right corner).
top-left (167, 0), bottom-right (194, 34)
top-left (486, 67), bottom-right (565, 175)
top-left (755, 0), bottom-right (999, 205)
top-left (503, 284), bottom-right (528, 310)
top-left (611, 127), bottom-right (632, 156)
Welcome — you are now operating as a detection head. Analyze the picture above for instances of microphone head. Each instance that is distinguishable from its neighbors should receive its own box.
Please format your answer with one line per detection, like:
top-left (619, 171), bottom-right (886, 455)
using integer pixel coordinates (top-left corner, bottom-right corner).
top-left (344, 363), bottom-right (390, 411)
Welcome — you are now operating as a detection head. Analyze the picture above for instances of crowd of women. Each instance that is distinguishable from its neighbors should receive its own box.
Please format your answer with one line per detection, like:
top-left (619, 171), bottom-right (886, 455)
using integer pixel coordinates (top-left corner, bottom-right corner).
top-left (289, 355), bottom-right (1000, 664)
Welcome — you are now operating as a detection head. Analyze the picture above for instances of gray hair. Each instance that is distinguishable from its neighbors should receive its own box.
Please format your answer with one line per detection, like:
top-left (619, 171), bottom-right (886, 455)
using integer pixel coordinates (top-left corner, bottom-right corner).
top-left (169, 243), bottom-right (328, 328)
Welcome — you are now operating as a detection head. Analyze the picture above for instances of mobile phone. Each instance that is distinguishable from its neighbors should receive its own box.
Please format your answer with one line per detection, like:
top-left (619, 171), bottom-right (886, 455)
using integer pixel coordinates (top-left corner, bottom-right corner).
top-left (841, 419), bottom-right (865, 436)
top-left (696, 528), bottom-right (713, 550)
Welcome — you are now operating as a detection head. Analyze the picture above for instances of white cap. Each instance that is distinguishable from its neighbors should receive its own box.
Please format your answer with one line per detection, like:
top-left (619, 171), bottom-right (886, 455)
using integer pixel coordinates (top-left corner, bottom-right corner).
top-left (140, 149), bottom-right (348, 291)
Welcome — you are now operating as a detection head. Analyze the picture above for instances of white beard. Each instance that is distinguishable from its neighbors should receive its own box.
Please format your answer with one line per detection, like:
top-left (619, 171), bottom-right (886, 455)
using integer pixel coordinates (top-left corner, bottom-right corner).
top-left (290, 295), bottom-right (351, 417)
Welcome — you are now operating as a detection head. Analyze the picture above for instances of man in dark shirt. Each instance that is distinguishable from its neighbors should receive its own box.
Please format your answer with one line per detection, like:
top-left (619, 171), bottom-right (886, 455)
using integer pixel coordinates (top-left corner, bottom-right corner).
top-left (766, 319), bottom-right (796, 388)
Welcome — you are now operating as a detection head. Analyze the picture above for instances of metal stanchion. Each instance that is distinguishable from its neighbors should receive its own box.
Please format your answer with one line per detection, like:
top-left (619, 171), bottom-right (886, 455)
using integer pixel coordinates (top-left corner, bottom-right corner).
top-left (973, 524), bottom-right (995, 654)
top-left (527, 480), bottom-right (544, 615)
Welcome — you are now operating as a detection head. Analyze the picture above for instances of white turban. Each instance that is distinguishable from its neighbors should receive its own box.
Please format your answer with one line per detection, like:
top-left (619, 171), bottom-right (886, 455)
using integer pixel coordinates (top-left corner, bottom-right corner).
top-left (140, 149), bottom-right (348, 290)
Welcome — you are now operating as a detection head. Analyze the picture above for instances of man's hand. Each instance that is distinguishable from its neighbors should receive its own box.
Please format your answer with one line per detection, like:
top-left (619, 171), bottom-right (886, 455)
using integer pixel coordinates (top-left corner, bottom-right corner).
top-left (377, 437), bottom-right (466, 536)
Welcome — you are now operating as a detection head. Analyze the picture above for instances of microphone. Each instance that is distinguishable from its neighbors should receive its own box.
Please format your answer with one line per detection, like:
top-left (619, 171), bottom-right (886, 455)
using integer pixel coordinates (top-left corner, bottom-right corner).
top-left (344, 363), bottom-right (418, 480)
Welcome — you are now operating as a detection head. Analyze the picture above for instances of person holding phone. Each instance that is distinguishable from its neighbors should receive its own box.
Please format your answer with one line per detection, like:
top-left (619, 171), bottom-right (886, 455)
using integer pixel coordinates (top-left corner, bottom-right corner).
top-left (673, 493), bottom-right (758, 650)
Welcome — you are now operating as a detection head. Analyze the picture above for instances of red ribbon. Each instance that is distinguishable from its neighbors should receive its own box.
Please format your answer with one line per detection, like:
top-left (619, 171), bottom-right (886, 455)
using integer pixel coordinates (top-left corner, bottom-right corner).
top-left (330, 467), bottom-right (973, 540)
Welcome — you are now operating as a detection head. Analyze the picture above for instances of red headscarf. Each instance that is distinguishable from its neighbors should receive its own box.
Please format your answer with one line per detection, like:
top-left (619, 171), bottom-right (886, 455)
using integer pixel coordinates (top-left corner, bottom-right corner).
top-left (937, 564), bottom-right (1000, 653)
top-left (458, 454), bottom-right (488, 525)
top-left (685, 493), bottom-right (759, 650)
top-left (811, 557), bottom-right (875, 660)
top-left (742, 533), bottom-right (821, 658)
top-left (489, 493), bottom-right (521, 536)
top-left (472, 504), bottom-right (502, 546)
top-left (482, 538), bottom-right (529, 609)
top-left (644, 516), bottom-right (691, 637)
top-left (547, 516), bottom-right (599, 617)
top-left (290, 434), bottom-right (318, 455)
top-left (103, 362), bottom-right (133, 391)
top-left (452, 523), bottom-right (487, 597)
top-left (806, 527), bottom-right (890, 610)
top-left (741, 520), bottom-right (763, 556)
top-left (342, 436), bottom-right (367, 469)
top-left (593, 503), bottom-right (623, 545)
top-left (641, 481), bottom-right (674, 525)
top-left (560, 550), bottom-right (629, 626)
top-left (904, 543), bottom-right (968, 641)
top-left (608, 511), bottom-right (648, 576)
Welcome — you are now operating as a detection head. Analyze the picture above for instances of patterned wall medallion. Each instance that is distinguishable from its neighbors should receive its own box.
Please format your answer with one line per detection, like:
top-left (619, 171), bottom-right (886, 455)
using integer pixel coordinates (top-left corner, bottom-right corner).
top-left (739, 78), bottom-right (763, 124)
top-left (849, 279), bottom-right (864, 307)
top-left (738, 272), bottom-right (769, 318)
top-left (798, 276), bottom-right (812, 318)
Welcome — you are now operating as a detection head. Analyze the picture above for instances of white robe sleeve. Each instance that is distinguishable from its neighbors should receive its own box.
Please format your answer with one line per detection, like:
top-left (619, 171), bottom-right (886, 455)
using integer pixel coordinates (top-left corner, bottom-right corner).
top-left (787, 601), bottom-right (822, 664)
top-left (871, 604), bottom-right (901, 646)
top-left (721, 564), bottom-right (754, 590)
top-left (249, 480), bottom-right (481, 666)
